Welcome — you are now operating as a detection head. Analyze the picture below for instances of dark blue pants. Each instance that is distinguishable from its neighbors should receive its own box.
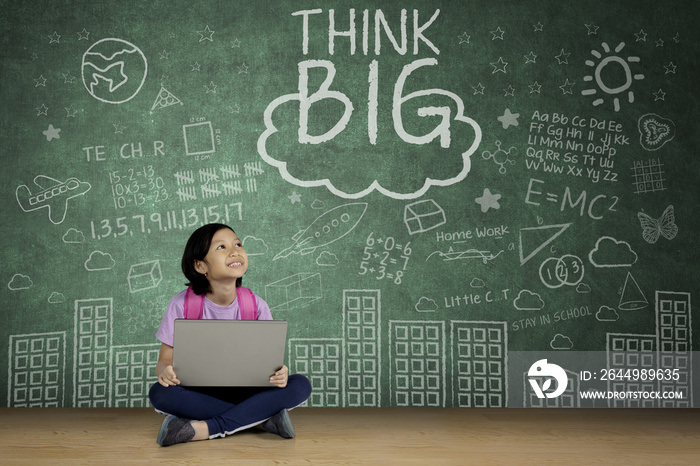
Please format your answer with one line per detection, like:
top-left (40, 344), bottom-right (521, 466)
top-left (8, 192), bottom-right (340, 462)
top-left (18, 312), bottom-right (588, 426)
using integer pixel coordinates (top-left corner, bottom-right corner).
top-left (149, 374), bottom-right (311, 438)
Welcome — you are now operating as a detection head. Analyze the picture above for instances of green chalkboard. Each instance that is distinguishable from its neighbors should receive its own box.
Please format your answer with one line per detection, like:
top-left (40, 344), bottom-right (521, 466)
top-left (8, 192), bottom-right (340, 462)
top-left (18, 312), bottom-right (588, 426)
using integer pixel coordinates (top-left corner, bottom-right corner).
top-left (1, 0), bottom-right (698, 408)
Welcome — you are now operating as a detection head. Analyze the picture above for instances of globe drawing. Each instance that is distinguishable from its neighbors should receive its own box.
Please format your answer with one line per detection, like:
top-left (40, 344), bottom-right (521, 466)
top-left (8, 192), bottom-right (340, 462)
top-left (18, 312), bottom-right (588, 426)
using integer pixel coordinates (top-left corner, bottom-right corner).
top-left (81, 38), bottom-right (148, 104)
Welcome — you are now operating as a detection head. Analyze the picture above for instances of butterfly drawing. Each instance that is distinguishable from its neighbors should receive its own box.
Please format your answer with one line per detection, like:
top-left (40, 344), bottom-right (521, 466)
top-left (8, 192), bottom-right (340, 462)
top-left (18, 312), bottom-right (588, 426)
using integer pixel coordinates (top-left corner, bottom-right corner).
top-left (637, 205), bottom-right (678, 244)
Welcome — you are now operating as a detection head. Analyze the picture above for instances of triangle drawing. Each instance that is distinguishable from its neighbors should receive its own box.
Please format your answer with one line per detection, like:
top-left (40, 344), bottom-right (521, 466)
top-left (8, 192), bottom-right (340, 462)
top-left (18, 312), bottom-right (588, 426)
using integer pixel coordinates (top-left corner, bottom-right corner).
top-left (150, 86), bottom-right (183, 113)
top-left (518, 223), bottom-right (571, 265)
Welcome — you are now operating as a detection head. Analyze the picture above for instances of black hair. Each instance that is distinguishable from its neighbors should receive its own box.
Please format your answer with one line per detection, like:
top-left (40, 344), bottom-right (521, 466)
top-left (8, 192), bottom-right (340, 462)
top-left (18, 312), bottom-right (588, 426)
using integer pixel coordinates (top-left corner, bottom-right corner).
top-left (181, 223), bottom-right (242, 295)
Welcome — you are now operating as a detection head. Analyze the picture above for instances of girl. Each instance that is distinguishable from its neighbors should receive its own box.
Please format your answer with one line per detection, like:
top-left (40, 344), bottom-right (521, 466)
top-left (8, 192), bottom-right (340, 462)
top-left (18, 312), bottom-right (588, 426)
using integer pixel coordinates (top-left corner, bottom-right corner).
top-left (149, 223), bottom-right (312, 447)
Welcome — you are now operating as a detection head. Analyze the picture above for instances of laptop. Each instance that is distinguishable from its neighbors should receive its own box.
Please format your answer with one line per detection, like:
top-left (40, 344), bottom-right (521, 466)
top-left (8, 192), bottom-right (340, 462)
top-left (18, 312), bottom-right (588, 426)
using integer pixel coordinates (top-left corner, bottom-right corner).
top-left (173, 319), bottom-right (287, 387)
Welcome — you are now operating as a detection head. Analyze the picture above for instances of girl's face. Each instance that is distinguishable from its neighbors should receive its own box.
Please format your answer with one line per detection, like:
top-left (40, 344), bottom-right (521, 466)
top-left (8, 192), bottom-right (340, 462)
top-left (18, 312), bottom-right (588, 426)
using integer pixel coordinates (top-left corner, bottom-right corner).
top-left (194, 228), bottom-right (248, 284)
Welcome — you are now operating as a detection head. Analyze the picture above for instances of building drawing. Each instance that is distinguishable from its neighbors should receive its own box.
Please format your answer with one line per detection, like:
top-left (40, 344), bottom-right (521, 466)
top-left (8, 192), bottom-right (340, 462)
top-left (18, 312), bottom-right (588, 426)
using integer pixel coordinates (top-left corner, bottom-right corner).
top-left (343, 290), bottom-right (381, 407)
top-left (7, 332), bottom-right (66, 407)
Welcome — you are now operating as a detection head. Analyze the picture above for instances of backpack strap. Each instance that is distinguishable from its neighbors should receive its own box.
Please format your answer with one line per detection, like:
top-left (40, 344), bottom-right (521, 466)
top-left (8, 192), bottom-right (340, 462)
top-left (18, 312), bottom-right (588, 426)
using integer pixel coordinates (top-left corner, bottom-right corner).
top-left (184, 286), bottom-right (204, 319)
top-left (183, 286), bottom-right (257, 320)
top-left (237, 286), bottom-right (258, 320)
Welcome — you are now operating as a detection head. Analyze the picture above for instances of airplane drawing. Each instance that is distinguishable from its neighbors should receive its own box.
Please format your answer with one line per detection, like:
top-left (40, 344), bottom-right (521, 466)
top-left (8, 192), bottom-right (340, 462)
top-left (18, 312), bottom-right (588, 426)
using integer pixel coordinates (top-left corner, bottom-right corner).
top-left (274, 202), bottom-right (368, 260)
top-left (16, 175), bottom-right (92, 224)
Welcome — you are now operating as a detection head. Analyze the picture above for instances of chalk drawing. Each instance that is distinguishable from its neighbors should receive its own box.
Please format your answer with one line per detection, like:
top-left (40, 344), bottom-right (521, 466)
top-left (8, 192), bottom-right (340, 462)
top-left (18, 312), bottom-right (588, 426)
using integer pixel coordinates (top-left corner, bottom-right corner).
top-left (85, 251), bottom-right (116, 271)
top-left (274, 203), bottom-right (367, 260)
top-left (389, 320), bottom-right (444, 407)
top-left (7, 332), bottom-right (66, 407)
top-left (344, 290), bottom-right (381, 407)
top-left (518, 223), bottom-right (571, 266)
top-left (550, 334), bottom-right (573, 350)
top-left (596, 306), bottom-right (619, 321)
top-left (288, 339), bottom-right (344, 407)
top-left (242, 236), bottom-right (268, 256)
top-left (631, 159), bottom-right (667, 194)
top-left (638, 205), bottom-right (678, 244)
top-left (42, 124), bottom-right (61, 141)
top-left (426, 247), bottom-right (502, 264)
top-left (415, 297), bottom-right (438, 313)
top-left (618, 272), bottom-right (648, 311)
top-left (204, 81), bottom-right (217, 93)
top-left (81, 38), bottom-right (148, 104)
top-left (497, 109), bottom-right (519, 129)
top-left (529, 81), bottom-right (542, 93)
top-left (513, 290), bottom-right (545, 311)
top-left (451, 321), bottom-right (507, 407)
top-left (559, 79), bottom-right (575, 95)
top-left (45, 290), bottom-right (65, 303)
top-left (127, 260), bottom-right (162, 293)
top-left (582, 42), bottom-right (644, 112)
top-left (490, 27), bottom-right (505, 40)
top-left (316, 251), bottom-right (339, 267)
top-left (481, 141), bottom-right (516, 174)
top-left (589, 236), bottom-right (638, 268)
top-left (74, 298), bottom-right (113, 407)
top-left (197, 25), bottom-right (215, 42)
top-left (605, 333), bottom-right (657, 407)
top-left (404, 199), bottom-right (446, 235)
top-left (539, 255), bottom-right (585, 289)
top-left (637, 113), bottom-right (676, 150)
top-left (655, 291), bottom-right (693, 407)
top-left (8, 274), bottom-right (32, 290)
top-left (474, 188), bottom-right (501, 212)
top-left (470, 278), bottom-right (485, 288)
top-left (258, 58), bottom-right (482, 199)
top-left (576, 283), bottom-right (591, 293)
top-left (16, 175), bottom-right (91, 224)
top-left (183, 121), bottom-right (215, 156)
top-left (150, 86), bottom-right (183, 113)
top-left (111, 344), bottom-right (160, 407)
top-left (266, 273), bottom-right (322, 311)
top-left (555, 48), bottom-right (570, 65)
top-left (490, 57), bottom-right (507, 73)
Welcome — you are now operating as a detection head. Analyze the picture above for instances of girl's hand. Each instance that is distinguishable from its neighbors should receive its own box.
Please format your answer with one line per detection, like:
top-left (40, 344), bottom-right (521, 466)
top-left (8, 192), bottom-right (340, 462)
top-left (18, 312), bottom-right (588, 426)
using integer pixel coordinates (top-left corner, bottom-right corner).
top-left (270, 364), bottom-right (288, 388)
top-left (158, 364), bottom-right (180, 387)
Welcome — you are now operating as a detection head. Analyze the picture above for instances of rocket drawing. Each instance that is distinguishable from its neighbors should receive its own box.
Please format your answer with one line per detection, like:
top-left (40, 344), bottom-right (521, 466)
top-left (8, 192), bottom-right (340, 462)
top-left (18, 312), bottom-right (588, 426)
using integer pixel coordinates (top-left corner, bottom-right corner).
top-left (273, 202), bottom-right (368, 260)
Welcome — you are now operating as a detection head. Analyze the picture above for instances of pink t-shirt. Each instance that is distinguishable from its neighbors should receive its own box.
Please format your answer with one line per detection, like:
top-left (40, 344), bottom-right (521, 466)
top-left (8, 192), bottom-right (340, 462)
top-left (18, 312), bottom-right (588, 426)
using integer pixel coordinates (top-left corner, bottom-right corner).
top-left (155, 288), bottom-right (273, 347)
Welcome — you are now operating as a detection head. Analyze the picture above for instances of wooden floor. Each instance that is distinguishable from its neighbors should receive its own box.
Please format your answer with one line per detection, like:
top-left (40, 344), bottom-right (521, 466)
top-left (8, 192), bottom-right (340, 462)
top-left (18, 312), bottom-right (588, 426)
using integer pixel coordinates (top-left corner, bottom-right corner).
top-left (0, 408), bottom-right (698, 464)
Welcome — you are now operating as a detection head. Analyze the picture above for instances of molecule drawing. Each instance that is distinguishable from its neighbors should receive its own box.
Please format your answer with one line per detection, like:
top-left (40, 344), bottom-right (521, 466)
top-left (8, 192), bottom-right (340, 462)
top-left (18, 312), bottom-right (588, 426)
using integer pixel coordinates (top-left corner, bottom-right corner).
top-left (481, 141), bottom-right (517, 174)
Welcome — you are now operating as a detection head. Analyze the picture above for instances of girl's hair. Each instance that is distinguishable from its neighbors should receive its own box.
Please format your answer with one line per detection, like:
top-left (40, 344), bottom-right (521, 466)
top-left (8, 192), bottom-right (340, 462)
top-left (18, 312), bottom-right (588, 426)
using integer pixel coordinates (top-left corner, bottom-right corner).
top-left (181, 223), bottom-right (242, 295)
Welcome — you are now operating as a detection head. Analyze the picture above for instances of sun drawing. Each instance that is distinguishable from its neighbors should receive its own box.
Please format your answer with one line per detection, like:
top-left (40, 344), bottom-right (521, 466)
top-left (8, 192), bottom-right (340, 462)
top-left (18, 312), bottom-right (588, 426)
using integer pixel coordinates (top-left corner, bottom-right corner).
top-left (582, 42), bottom-right (644, 112)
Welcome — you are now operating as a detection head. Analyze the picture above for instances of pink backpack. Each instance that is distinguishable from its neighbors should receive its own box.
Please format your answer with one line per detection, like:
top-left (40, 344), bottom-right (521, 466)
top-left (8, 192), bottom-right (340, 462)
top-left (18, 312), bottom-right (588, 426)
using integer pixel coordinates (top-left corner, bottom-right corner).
top-left (183, 286), bottom-right (258, 320)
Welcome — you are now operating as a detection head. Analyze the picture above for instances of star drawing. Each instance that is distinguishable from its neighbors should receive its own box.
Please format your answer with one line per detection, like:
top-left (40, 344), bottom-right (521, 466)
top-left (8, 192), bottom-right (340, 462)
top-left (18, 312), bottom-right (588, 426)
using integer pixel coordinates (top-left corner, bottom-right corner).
top-left (288, 191), bottom-right (302, 204)
top-left (197, 25), bottom-right (215, 42)
top-left (475, 188), bottom-right (501, 213)
top-left (555, 49), bottom-right (571, 65)
top-left (559, 79), bottom-right (575, 95)
top-left (497, 108), bottom-right (520, 129)
top-left (490, 57), bottom-right (508, 74)
top-left (42, 124), bottom-right (61, 141)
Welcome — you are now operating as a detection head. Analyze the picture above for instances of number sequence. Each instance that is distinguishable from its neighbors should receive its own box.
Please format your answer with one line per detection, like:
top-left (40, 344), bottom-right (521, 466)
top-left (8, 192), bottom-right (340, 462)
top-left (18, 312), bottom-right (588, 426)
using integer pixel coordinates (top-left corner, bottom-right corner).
top-left (89, 203), bottom-right (242, 240)
top-left (600, 368), bottom-right (680, 381)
